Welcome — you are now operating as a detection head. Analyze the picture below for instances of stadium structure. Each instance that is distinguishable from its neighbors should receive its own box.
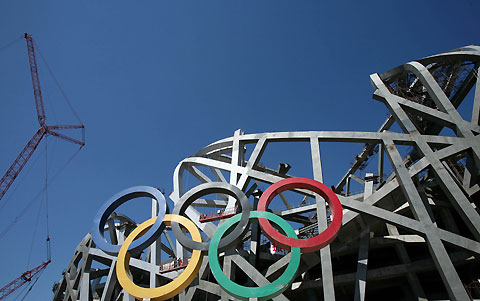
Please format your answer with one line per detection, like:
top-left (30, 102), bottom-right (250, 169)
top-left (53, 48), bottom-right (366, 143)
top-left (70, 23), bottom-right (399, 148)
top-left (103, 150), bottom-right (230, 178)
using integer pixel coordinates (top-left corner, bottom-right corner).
top-left (53, 45), bottom-right (480, 300)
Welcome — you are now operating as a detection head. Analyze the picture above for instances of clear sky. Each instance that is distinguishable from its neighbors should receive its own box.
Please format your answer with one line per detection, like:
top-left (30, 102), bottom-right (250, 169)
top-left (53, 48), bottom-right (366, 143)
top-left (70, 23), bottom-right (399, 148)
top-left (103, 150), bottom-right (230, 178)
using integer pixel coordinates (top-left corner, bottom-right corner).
top-left (0, 1), bottom-right (479, 299)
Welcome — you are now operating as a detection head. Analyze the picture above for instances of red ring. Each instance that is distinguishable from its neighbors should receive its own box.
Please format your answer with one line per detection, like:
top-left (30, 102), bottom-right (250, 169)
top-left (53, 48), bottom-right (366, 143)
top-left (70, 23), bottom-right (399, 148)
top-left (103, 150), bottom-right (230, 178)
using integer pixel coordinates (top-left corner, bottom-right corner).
top-left (257, 177), bottom-right (343, 253)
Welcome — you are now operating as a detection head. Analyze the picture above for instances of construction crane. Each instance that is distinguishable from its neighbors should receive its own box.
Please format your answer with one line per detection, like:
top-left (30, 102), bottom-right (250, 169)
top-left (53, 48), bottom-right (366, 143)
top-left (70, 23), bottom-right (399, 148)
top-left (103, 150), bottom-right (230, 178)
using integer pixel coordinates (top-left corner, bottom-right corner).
top-left (0, 33), bottom-right (84, 299)
top-left (0, 33), bottom-right (85, 201)
top-left (0, 260), bottom-right (51, 300)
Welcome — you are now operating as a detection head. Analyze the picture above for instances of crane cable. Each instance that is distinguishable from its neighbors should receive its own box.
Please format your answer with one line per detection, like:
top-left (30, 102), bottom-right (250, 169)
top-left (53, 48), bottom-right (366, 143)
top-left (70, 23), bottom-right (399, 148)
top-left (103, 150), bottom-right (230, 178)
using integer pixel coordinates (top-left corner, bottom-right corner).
top-left (0, 146), bottom-right (81, 241)
top-left (18, 137), bottom-right (51, 299)
top-left (45, 136), bottom-right (51, 262)
top-left (35, 40), bottom-right (85, 147)
top-left (25, 136), bottom-right (51, 270)
top-left (11, 280), bottom-right (29, 301)
top-left (25, 195), bottom-right (44, 269)
top-left (35, 42), bottom-right (83, 125)
top-left (16, 268), bottom-right (46, 301)
top-left (0, 36), bottom-right (22, 53)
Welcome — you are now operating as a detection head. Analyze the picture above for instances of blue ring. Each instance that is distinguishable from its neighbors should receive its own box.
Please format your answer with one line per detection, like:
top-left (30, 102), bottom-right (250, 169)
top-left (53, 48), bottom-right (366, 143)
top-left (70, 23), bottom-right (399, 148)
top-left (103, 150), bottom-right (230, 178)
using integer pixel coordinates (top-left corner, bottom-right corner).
top-left (91, 186), bottom-right (168, 255)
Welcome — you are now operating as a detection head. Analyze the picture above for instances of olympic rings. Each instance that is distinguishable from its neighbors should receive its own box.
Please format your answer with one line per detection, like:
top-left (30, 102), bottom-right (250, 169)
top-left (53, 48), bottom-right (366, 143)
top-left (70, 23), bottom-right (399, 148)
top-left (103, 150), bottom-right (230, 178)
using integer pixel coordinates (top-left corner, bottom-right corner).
top-left (171, 182), bottom-right (250, 252)
top-left (257, 177), bottom-right (343, 253)
top-left (208, 211), bottom-right (301, 301)
top-left (116, 214), bottom-right (203, 300)
top-left (91, 179), bottom-right (343, 300)
top-left (91, 186), bottom-right (168, 254)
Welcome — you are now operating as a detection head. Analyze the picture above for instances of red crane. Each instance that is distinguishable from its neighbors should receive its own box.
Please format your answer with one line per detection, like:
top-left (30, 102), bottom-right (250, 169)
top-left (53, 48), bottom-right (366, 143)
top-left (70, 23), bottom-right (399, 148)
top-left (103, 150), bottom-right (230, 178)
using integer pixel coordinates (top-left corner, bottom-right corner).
top-left (0, 33), bottom-right (85, 202)
top-left (0, 260), bottom-right (51, 300)
top-left (0, 33), bottom-right (84, 299)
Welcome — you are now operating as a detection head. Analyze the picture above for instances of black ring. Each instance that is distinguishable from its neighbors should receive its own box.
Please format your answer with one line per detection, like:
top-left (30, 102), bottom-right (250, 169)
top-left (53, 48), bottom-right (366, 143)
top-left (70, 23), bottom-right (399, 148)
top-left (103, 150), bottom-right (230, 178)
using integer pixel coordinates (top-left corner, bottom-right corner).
top-left (172, 182), bottom-right (250, 252)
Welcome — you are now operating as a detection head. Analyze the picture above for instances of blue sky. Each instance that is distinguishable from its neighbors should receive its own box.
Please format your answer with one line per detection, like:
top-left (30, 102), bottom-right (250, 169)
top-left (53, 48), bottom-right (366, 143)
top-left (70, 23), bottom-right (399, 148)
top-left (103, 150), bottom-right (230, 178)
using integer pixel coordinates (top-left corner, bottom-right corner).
top-left (0, 1), bottom-right (479, 299)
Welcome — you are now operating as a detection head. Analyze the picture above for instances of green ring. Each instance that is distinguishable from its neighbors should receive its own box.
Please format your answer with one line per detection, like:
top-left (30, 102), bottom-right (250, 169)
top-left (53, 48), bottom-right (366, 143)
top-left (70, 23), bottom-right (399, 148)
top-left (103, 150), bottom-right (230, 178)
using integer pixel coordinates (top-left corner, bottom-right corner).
top-left (208, 211), bottom-right (301, 300)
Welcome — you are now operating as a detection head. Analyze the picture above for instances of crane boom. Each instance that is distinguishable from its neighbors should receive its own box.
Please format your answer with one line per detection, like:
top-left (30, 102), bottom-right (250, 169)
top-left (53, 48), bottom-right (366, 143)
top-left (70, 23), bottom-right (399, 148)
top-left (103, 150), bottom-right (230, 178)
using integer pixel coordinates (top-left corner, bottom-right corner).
top-left (0, 33), bottom-right (85, 202)
top-left (0, 127), bottom-right (46, 200)
top-left (24, 33), bottom-right (46, 127)
top-left (0, 260), bottom-right (50, 300)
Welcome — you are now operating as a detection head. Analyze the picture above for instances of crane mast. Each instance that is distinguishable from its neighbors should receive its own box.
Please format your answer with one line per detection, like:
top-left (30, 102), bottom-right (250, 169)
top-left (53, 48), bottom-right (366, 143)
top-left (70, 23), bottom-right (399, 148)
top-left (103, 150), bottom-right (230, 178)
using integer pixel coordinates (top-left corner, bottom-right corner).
top-left (0, 33), bottom-right (84, 202)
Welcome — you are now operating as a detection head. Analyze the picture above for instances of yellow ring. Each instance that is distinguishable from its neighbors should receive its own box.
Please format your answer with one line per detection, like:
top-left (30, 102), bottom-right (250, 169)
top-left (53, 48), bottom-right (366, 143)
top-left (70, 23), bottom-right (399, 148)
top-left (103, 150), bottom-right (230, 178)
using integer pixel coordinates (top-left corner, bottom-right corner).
top-left (116, 214), bottom-right (203, 300)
